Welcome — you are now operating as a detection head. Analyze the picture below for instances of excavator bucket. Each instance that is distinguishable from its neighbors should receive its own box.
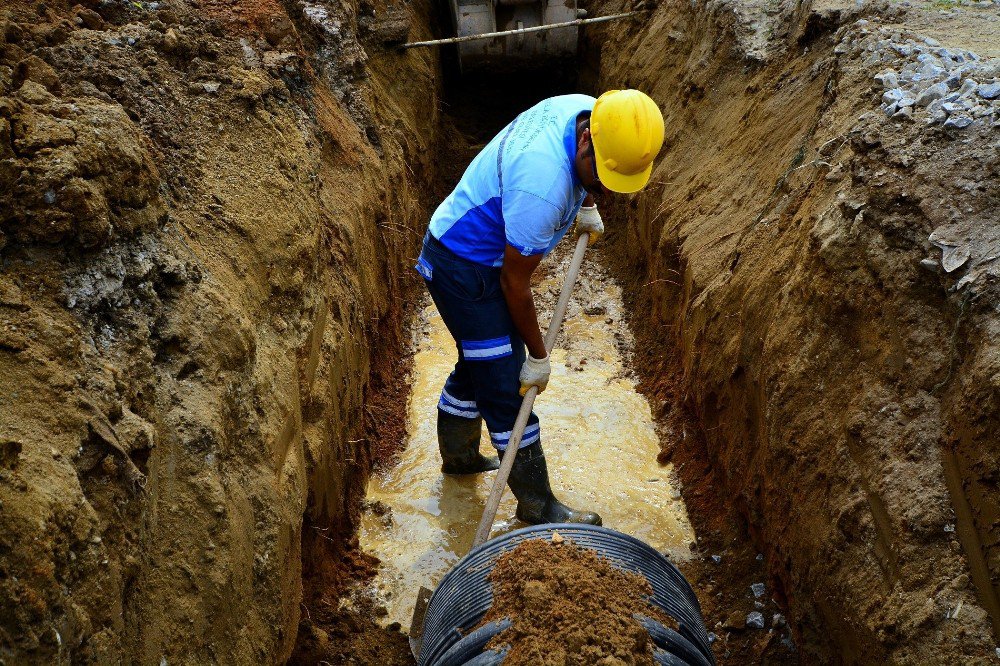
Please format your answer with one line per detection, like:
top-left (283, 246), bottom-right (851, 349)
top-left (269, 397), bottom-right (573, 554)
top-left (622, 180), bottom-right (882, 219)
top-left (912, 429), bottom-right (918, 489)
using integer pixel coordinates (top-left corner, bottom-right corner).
top-left (449, 0), bottom-right (582, 72)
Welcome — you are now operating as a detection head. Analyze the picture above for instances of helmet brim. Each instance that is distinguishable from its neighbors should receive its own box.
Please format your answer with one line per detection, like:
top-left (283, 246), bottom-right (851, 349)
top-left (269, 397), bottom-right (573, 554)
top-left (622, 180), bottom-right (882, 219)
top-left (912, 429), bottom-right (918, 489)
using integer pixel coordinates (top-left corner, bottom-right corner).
top-left (593, 142), bottom-right (653, 194)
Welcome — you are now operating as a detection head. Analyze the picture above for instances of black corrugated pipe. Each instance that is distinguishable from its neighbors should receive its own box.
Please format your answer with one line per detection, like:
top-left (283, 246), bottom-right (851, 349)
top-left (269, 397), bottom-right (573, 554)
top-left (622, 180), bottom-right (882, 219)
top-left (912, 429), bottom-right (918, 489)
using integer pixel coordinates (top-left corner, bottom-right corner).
top-left (417, 523), bottom-right (716, 666)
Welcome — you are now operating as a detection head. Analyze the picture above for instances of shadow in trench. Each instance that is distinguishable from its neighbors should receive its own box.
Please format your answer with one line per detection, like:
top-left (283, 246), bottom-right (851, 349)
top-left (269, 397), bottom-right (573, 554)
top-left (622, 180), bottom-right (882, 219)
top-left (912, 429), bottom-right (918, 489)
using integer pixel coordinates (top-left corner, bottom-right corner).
top-left (441, 69), bottom-right (587, 145)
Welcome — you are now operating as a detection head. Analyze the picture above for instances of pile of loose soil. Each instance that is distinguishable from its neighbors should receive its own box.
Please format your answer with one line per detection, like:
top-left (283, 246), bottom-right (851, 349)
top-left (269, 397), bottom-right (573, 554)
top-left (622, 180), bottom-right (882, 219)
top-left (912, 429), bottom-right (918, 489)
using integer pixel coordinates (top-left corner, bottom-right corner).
top-left (478, 537), bottom-right (674, 666)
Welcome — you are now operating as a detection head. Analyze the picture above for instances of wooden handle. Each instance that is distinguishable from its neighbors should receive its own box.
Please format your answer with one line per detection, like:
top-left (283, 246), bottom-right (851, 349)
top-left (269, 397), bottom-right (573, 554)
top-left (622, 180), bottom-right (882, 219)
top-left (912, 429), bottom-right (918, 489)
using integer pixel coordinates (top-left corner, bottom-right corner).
top-left (471, 233), bottom-right (590, 549)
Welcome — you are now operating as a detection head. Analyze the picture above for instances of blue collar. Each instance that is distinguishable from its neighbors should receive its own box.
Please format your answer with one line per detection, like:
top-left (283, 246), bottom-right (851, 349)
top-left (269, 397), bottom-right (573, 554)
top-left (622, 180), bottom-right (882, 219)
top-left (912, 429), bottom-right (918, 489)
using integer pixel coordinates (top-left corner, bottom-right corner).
top-left (563, 115), bottom-right (583, 190)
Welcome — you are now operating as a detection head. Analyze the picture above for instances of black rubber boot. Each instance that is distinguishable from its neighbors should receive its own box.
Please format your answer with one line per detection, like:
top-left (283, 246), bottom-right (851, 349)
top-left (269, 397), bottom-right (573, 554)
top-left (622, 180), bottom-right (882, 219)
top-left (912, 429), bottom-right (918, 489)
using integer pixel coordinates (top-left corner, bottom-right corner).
top-left (438, 410), bottom-right (500, 475)
top-left (507, 442), bottom-right (602, 525)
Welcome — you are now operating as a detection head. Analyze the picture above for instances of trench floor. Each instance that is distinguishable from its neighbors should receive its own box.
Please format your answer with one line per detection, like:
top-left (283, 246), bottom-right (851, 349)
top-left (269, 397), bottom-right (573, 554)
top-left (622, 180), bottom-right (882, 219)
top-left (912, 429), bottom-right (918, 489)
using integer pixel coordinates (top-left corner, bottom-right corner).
top-left (358, 241), bottom-right (697, 629)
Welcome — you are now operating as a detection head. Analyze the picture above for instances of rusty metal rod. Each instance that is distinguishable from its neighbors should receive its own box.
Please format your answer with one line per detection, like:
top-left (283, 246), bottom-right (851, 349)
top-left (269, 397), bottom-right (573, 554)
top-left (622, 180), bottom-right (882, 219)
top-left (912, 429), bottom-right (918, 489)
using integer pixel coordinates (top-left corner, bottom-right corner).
top-left (400, 11), bottom-right (640, 49)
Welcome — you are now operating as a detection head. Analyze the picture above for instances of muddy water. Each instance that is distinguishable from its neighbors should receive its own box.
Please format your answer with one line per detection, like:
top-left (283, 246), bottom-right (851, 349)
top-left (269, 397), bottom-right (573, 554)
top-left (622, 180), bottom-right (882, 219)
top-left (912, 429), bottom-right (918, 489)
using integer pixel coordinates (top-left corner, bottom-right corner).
top-left (359, 248), bottom-right (695, 629)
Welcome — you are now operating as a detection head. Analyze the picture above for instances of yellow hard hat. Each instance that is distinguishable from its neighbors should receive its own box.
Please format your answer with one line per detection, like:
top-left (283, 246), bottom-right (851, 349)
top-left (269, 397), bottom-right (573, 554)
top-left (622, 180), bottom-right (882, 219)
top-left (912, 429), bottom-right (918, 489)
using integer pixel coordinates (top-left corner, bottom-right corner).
top-left (590, 90), bottom-right (665, 194)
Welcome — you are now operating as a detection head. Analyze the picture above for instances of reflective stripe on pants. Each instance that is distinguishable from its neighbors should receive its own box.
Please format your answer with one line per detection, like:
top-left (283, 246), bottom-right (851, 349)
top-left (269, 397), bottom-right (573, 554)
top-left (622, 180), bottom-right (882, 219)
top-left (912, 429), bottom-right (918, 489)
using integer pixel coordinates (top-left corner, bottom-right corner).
top-left (416, 233), bottom-right (540, 451)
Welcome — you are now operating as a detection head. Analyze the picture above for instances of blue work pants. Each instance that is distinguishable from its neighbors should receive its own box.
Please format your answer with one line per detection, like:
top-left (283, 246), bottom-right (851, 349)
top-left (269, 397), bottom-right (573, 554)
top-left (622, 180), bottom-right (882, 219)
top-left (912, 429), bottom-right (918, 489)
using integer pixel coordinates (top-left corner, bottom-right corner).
top-left (415, 234), bottom-right (540, 450)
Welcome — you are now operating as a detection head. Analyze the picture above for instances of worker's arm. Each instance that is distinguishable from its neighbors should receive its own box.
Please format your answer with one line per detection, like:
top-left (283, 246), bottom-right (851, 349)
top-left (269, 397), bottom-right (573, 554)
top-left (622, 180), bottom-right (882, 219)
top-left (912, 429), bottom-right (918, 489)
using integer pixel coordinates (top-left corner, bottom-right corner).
top-left (500, 244), bottom-right (546, 360)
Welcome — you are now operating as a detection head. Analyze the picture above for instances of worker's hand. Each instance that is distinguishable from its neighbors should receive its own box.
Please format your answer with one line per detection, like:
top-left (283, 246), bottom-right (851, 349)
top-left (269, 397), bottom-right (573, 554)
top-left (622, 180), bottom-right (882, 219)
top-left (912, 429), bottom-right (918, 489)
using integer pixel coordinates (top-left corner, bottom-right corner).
top-left (575, 205), bottom-right (604, 246)
top-left (519, 353), bottom-right (551, 396)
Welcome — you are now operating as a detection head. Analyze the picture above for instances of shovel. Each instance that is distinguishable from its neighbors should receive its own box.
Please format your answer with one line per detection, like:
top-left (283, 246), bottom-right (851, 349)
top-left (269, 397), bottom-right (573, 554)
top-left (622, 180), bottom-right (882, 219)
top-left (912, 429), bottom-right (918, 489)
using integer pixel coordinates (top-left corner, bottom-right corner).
top-left (409, 232), bottom-right (591, 659)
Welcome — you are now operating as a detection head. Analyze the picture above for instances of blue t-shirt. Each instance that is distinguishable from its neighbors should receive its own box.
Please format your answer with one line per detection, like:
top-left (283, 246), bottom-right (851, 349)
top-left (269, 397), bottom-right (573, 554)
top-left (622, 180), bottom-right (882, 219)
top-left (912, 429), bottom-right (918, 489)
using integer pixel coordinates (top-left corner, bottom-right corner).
top-left (428, 94), bottom-right (593, 267)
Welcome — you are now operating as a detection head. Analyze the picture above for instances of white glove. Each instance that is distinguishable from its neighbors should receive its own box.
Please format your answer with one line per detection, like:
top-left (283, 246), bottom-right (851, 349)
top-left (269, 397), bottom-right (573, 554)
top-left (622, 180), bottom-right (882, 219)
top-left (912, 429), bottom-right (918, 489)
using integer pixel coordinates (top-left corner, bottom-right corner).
top-left (519, 353), bottom-right (551, 396)
top-left (576, 205), bottom-right (604, 246)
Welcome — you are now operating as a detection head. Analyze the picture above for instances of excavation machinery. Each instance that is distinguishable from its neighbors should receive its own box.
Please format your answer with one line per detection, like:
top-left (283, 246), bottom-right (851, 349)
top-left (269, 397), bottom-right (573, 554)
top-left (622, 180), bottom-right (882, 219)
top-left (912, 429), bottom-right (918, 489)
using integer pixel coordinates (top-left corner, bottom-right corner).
top-left (448, 0), bottom-right (584, 70)
top-left (401, 1), bottom-right (636, 72)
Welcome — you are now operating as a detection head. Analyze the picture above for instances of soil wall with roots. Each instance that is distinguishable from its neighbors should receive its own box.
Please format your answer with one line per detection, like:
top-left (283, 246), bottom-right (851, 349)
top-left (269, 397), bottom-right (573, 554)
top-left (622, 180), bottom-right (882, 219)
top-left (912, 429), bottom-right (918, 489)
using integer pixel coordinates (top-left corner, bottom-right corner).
top-left (0, 0), bottom-right (440, 662)
top-left (592, 0), bottom-right (999, 662)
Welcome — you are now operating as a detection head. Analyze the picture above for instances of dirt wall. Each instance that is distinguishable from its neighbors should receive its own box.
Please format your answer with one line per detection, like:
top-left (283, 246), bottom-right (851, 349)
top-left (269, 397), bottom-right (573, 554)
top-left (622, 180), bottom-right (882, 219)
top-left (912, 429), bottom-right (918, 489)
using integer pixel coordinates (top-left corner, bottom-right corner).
top-left (0, 0), bottom-right (440, 662)
top-left (591, 0), bottom-right (999, 662)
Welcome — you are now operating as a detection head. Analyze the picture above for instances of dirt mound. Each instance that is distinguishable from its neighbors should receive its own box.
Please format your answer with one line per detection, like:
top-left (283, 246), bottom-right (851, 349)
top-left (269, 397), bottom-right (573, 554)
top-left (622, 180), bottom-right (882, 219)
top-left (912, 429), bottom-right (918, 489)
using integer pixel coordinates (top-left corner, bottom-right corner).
top-left (0, 0), bottom-right (441, 661)
top-left (591, 0), bottom-right (999, 661)
top-left (479, 537), bottom-right (673, 666)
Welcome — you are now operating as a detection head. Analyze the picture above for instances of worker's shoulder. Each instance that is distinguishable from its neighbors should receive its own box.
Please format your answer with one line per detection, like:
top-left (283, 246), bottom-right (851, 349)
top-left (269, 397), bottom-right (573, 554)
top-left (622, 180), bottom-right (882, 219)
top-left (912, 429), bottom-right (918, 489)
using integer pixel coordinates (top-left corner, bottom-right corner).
top-left (508, 94), bottom-right (593, 141)
top-left (548, 93), bottom-right (597, 108)
top-left (502, 151), bottom-right (573, 210)
top-left (504, 144), bottom-right (568, 168)
top-left (503, 148), bottom-right (572, 186)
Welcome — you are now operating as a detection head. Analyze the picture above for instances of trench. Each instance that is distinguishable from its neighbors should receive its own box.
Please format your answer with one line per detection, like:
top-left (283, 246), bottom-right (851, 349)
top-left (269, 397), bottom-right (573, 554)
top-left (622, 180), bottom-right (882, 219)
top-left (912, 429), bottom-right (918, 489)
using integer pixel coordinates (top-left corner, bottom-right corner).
top-left (293, 72), bottom-right (704, 663)
top-left (293, 72), bottom-right (802, 665)
top-left (4, 0), bottom-right (994, 662)
top-left (295, 1), bottom-right (1000, 658)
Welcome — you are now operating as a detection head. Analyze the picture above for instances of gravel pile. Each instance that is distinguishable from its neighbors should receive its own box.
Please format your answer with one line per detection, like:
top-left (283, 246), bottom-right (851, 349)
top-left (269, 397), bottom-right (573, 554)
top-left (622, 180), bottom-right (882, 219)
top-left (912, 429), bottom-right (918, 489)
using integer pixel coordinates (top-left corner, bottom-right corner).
top-left (836, 19), bottom-right (1000, 129)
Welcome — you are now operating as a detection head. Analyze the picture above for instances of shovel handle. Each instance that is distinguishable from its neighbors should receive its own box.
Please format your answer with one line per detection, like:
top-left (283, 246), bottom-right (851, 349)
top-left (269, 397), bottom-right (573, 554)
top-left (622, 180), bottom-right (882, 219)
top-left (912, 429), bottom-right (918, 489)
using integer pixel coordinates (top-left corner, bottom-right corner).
top-left (471, 232), bottom-right (590, 549)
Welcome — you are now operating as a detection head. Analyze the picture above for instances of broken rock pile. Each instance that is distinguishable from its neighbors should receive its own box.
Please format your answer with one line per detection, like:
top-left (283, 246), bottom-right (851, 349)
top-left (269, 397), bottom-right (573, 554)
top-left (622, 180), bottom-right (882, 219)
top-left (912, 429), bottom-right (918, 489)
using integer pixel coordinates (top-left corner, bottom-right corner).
top-left (836, 19), bottom-right (1000, 128)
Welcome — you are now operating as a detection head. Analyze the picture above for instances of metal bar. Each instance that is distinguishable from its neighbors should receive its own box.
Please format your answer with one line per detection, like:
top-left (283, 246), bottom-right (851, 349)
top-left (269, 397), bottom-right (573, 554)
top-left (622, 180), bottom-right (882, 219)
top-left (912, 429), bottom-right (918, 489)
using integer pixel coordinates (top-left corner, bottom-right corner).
top-left (472, 232), bottom-right (590, 549)
top-left (400, 11), bottom-right (639, 49)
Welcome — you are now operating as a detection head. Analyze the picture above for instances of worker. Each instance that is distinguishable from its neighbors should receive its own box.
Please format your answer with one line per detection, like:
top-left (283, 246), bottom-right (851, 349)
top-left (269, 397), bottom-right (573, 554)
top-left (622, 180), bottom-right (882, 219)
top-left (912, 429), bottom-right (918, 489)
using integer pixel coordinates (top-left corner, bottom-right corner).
top-left (415, 90), bottom-right (665, 526)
